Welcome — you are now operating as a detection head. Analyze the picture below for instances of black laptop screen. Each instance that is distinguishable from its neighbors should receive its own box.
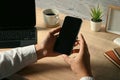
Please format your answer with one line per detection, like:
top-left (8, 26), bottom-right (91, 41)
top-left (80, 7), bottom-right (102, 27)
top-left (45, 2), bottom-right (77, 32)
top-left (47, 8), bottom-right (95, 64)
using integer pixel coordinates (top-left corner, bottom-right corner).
top-left (0, 0), bottom-right (36, 29)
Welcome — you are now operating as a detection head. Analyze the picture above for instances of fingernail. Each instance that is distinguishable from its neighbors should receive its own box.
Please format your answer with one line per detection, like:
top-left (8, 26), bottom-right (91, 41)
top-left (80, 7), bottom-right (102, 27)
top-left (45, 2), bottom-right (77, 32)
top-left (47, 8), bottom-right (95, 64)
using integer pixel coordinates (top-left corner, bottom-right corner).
top-left (61, 54), bottom-right (67, 58)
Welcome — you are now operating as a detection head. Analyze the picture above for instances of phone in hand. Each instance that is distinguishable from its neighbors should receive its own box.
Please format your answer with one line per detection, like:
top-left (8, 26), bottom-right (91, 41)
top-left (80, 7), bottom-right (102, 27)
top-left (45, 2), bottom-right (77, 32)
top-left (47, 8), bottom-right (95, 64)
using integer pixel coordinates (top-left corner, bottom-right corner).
top-left (54, 16), bottom-right (82, 55)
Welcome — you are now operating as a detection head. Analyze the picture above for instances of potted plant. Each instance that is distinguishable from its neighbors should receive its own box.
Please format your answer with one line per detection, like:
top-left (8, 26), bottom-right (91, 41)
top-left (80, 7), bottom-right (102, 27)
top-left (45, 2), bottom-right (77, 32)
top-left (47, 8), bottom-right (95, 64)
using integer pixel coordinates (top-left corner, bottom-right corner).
top-left (90, 5), bottom-right (102, 31)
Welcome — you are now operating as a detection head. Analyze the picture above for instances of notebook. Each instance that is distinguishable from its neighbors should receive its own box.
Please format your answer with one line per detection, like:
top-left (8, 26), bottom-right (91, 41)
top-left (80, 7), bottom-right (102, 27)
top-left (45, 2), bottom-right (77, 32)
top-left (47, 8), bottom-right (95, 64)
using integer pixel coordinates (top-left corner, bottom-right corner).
top-left (114, 47), bottom-right (120, 59)
top-left (0, 0), bottom-right (37, 48)
top-left (104, 48), bottom-right (120, 69)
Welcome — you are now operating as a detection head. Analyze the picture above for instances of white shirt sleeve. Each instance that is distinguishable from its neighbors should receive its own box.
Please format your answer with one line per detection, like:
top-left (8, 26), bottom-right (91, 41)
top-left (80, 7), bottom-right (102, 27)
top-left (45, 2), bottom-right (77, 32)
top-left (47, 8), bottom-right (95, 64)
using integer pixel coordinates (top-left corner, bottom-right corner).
top-left (0, 45), bottom-right (37, 79)
top-left (80, 76), bottom-right (95, 80)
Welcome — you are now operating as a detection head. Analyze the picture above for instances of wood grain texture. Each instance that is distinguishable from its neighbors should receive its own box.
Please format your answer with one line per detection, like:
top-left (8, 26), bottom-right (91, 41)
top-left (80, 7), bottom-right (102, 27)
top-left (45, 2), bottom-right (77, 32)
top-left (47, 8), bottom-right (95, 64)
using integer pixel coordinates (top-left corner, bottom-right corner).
top-left (1, 8), bottom-right (120, 80)
top-left (19, 8), bottom-right (120, 80)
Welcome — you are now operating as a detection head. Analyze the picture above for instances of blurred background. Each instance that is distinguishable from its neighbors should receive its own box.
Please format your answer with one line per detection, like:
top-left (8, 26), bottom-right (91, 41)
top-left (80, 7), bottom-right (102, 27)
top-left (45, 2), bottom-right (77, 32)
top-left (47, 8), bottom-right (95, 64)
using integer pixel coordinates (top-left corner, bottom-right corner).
top-left (35, 0), bottom-right (120, 23)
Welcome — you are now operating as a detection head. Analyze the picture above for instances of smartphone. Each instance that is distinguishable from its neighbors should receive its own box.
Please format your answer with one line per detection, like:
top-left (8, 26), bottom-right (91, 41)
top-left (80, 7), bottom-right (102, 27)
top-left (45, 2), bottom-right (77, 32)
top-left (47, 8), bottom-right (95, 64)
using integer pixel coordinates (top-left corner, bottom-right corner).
top-left (54, 16), bottom-right (82, 55)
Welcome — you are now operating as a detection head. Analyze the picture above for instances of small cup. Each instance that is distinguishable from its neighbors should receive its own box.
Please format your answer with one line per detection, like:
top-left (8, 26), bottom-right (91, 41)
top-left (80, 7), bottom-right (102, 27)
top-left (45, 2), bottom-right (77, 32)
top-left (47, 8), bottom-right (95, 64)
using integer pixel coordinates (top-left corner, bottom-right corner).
top-left (43, 9), bottom-right (60, 27)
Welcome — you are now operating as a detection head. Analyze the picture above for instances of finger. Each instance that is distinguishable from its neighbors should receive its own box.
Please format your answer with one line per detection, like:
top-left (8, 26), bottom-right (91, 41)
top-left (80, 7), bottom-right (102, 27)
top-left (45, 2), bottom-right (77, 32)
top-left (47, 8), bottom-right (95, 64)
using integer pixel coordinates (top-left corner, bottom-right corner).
top-left (54, 34), bottom-right (59, 38)
top-left (62, 54), bottom-right (71, 65)
top-left (79, 34), bottom-right (85, 53)
top-left (74, 40), bottom-right (80, 46)
top-left (76, 34), bottom-right (85, 59)
top-left (50, 27), bottom-right (61, 35)
top-left (72, 49), bottom-right (80, 53)
top-left (81, 35), bottom-right (87, 47)
top-left (80, 34), bottom-right (89, 52)
top-left (79, 34), bottom-right (90, 58)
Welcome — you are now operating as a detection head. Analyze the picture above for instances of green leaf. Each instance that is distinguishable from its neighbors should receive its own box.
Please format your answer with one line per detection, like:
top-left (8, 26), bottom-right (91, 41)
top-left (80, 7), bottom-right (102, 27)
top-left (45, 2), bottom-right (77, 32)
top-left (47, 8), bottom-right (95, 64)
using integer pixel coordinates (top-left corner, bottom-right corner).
top-left (90, 5), bottom-right (102, 22)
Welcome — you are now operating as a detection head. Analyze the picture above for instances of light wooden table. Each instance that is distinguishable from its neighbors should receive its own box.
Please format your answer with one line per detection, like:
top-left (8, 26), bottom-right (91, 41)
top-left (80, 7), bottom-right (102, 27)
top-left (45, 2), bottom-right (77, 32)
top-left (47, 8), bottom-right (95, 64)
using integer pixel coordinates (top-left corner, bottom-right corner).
top-left (4, 8), bottom-right (120, 80)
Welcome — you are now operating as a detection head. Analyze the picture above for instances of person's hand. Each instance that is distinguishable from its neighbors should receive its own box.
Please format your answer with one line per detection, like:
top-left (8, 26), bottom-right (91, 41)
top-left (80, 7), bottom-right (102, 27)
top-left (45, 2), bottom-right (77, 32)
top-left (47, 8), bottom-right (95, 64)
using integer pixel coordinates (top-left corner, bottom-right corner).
top-left (35, 27), bottom-right (79, 59)
top-left (62, 34), bottom-right (92, 79)
top-left (35, 27), bottom-right (61, 59)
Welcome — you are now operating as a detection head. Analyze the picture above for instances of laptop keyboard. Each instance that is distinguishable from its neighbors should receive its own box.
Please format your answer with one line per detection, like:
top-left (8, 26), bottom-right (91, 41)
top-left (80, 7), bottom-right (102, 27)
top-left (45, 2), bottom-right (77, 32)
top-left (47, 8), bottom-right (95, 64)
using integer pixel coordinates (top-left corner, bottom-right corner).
top-left (0, 29), bottom-right (36, 40)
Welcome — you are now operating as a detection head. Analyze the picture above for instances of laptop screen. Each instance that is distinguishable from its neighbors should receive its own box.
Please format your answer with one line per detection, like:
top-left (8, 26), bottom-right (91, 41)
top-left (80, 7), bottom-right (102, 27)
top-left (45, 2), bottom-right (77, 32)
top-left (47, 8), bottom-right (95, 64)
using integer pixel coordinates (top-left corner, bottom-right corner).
top-left (0, 0), bottom-right (36, 29)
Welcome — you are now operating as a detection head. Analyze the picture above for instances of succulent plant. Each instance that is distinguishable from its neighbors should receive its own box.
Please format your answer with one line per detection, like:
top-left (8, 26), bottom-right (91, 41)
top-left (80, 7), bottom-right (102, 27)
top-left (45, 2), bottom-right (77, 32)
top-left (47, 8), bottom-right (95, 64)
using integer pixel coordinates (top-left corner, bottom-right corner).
top-left (90, 5), bottom-right (102, 22)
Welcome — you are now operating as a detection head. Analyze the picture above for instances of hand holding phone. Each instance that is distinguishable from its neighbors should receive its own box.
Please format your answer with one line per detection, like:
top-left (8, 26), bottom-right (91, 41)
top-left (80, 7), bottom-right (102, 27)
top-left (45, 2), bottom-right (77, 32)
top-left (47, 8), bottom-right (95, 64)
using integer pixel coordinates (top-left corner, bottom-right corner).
top-left (54, 16), bottom-right (82, 55)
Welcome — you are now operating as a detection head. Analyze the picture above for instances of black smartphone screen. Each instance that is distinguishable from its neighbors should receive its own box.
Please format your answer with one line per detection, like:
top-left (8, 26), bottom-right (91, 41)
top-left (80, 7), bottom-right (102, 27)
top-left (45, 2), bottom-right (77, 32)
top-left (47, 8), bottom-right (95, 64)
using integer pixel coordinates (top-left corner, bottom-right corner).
top-left (54, 16), bottom-right (82, 55)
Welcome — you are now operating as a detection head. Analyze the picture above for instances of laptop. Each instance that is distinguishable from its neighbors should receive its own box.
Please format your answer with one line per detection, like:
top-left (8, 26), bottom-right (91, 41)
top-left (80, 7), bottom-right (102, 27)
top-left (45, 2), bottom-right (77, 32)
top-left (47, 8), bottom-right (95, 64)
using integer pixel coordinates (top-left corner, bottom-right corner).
top-left (0, 0), bottom-right (37, 48)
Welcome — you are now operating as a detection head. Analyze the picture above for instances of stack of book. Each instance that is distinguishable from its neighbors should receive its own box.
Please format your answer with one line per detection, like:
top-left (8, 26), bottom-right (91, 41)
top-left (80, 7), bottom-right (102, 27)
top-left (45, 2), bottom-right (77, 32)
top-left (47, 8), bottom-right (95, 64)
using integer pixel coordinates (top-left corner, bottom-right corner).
top-left (104, 48), bottom-right (120, 69)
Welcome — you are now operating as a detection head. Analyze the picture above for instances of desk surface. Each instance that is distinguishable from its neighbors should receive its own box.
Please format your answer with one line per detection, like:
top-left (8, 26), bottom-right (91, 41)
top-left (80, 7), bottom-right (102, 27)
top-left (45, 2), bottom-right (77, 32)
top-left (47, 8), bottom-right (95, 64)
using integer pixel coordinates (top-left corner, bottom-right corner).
top-left (3, 8), bottom-right (120, 80)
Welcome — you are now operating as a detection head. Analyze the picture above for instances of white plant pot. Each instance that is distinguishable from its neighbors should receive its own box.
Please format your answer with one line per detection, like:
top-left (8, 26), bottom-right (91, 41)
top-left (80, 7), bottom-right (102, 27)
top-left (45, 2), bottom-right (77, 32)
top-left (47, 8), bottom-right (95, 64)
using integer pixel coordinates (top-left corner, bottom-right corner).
top-left (90, 20), bottom-right (102, 32)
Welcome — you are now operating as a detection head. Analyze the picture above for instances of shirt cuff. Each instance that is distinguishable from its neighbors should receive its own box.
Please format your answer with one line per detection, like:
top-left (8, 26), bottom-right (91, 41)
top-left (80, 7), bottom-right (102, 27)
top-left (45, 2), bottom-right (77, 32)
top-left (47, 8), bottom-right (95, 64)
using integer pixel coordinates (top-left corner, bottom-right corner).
top-left (20, 45), bottom-right (37, 65)
top-left (80, 76), bottom-right (95, 80)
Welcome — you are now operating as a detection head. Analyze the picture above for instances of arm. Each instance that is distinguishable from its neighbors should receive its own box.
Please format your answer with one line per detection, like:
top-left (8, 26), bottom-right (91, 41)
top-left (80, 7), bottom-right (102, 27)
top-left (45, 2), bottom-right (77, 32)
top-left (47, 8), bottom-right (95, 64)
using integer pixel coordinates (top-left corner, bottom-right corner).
top-left (0, 45), bottom-right (37, 79)
top-left (0, 27), bottom-right (61, 79)
top-left (62, 34), bottom-right (94, 80)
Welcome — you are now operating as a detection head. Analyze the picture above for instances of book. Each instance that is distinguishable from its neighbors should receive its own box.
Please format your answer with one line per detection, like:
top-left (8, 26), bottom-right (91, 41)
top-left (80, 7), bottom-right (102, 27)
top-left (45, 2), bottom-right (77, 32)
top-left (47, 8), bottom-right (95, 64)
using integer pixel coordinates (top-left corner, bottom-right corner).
top-left (114, 47), bottom-right (120, 59)
top-left (104, 48), bottom-right (120, 69)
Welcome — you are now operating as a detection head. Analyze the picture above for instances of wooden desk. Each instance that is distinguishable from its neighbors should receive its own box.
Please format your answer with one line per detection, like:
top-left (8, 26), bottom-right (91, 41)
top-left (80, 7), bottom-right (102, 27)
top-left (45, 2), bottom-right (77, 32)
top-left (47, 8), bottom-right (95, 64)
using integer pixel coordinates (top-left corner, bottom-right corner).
top-left (4, 8), bottom-right (120, 80)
